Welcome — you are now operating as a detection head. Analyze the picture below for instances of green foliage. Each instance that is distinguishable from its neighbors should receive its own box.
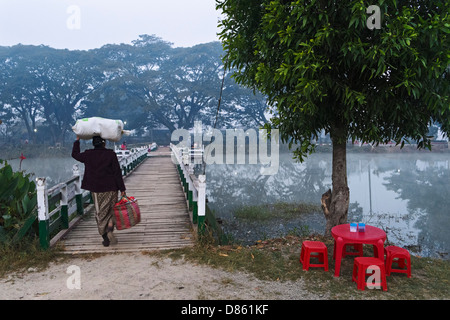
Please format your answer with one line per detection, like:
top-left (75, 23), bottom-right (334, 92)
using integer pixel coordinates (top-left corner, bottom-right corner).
top-left (217, 0), bottom-right (450, 161)
top-left (0, 159), bottom-right (37, 243)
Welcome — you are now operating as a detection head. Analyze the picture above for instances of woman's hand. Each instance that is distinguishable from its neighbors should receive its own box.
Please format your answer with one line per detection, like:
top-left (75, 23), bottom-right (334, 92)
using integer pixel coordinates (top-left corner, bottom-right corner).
top-left (121, 191), bottom-right (126, 198)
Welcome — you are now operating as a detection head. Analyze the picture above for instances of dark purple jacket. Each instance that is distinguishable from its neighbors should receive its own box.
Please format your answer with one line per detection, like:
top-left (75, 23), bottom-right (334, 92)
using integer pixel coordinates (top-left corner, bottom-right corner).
top-left (72, 140), bottom-right (126, 193)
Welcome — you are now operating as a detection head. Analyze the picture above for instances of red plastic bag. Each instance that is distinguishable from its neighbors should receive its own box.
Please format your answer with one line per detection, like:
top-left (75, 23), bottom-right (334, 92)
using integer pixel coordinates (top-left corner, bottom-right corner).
top-left (113, 196), bottom-right (140, 230)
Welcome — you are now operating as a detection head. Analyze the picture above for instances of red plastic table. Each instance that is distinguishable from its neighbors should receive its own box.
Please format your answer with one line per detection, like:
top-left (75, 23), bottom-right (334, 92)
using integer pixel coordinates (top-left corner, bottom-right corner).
top-left (331, 224), bottom-right (386, 277)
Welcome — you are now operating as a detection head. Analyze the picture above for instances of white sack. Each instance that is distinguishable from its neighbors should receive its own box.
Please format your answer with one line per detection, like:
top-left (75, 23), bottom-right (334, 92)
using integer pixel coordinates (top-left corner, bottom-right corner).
top-left (72, 117), bottom-right (130, 142)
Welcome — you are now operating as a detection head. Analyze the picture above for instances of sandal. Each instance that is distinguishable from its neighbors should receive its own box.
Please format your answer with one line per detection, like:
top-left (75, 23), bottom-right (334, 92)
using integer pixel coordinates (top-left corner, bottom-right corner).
top-left (102, 233), bottom-right (110, 247)
top-left (107, 226), bottom-right (118, 245)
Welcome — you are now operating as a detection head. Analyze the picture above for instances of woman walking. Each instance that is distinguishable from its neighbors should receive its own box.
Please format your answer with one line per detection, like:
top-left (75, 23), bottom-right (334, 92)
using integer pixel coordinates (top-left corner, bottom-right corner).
top-left (72, 136), bottom-right (126, 246)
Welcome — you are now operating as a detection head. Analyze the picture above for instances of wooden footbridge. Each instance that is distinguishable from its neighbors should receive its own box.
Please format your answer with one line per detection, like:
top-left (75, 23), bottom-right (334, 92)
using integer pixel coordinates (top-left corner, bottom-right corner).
top-left (35, 144), bottom-right (210, 253)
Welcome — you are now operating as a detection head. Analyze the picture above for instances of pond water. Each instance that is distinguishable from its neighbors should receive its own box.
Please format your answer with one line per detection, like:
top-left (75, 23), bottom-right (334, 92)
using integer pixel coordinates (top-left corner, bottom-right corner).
top-left (205, 151), bottom-right (449, 260)
top-left (8, 157), bottom-right (80, 188)
top-left (6, 150), bottom-right (449, 259)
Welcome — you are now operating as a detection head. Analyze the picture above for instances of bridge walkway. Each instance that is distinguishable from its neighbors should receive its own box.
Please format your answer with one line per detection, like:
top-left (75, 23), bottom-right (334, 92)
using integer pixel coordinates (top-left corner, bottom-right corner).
top-left (61, 147), bottom-right (195, 253)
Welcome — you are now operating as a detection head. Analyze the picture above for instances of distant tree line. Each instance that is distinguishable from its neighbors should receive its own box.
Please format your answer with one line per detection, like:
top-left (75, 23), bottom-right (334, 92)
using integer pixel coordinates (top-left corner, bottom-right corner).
top-left (0, 35), bottom-right (269, 145)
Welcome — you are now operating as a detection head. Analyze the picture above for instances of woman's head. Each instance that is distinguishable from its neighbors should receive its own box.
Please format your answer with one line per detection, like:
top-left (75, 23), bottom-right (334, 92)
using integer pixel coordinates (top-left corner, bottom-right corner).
top-left (92, 136), bottom-right (105, 148)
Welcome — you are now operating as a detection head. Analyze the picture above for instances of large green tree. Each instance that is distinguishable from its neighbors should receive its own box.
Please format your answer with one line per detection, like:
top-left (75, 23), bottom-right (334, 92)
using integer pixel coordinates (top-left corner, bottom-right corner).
top-left (217, 0), bottom-right (450, 235)
top-left (90, 38), bottom-right (269, 131)
top-left (0, 45), bottom-right (105, 144)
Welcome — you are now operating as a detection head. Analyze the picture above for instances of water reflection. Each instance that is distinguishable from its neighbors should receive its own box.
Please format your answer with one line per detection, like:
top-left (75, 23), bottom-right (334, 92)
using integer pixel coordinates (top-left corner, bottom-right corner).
top-left (381, 154), bottom-right (450, 259)
top-left (206, 152), bottom-right (449, 259)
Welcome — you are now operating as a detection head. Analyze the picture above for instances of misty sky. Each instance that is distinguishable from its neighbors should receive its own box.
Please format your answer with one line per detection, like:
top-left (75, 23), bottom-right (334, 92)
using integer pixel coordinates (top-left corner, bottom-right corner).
top-left (0, 0), bottom-right (221, 50)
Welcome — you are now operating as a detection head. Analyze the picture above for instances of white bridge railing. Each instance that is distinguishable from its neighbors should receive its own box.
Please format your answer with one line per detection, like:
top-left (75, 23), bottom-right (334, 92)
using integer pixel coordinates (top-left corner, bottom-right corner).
top-left (115, 145), bottom-right (149, 176)
top-left (170, 143), bottom-right (206, 232)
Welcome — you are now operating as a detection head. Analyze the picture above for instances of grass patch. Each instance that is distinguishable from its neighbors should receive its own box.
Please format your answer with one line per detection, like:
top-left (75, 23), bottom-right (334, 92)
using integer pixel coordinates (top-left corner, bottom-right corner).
top-left (175, 234), bottom-right (450, 300)
top-left (0, 239), bottom-right (67, 278)
top-left (233, 202), bottom-right (321, 221)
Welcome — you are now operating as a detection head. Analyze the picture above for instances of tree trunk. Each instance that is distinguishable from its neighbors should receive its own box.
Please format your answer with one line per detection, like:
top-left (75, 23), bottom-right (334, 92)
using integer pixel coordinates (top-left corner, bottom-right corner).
top-left (321, 131), bottom-right (349, 237)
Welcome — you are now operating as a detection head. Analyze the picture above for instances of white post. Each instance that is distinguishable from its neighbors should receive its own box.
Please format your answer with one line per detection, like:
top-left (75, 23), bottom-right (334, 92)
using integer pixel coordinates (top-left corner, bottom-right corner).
top-left (182, 148), bottom-right (189, 166)
top-left (192, 180), bottom-right (198, 223)
top-left (73, 164), bottom-right (81, 192)
top-left (73, 164), bottom-right (83, 215)
top-left (197, 174), bottom-right (206, 232)
top-left (182, 151), bottom-right (189, 194)
top-left (187, 163), bottom-right (194, 211)
top-left (60, 184), bottom-right (69, 229)
top-left (36, 177), bottom-right (50, 249)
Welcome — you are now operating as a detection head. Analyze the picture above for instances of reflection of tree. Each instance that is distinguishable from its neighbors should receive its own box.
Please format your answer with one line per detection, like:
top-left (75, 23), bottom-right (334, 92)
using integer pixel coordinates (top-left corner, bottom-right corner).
top-left (206, 152), bottom-right (331, 218)
top-left (205, 151), bottom-right (370, 218)
top-left (206, 151), bottom-right (367, 242)
top-left (383, 159), bottom-right (450, 257)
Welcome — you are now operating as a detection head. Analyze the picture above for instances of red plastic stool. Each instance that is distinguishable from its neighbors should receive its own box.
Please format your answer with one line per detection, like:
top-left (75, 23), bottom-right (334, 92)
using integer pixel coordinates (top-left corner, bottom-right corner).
top-left (300, 241), bottom-right (329, 271)
top-left (352, 257), bottom-right (387, 291)
top-left (385, 246), bottom-right (411, 278)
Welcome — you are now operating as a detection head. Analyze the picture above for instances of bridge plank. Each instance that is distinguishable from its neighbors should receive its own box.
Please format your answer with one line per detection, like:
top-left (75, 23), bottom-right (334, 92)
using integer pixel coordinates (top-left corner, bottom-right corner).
top-left (61, 147), bottom-right (195, 253)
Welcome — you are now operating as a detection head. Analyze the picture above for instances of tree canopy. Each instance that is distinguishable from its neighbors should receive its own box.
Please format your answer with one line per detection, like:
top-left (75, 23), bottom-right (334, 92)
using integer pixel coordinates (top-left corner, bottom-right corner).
top-left (217, 0), bottom-right (450, 234)
top-left (0, 36), bottom-right (270, 145)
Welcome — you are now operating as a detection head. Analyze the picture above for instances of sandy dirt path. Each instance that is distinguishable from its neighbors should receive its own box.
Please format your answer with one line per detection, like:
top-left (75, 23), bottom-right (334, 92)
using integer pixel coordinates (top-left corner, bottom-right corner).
top-left (0, 252), bottom-right (327, 300)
